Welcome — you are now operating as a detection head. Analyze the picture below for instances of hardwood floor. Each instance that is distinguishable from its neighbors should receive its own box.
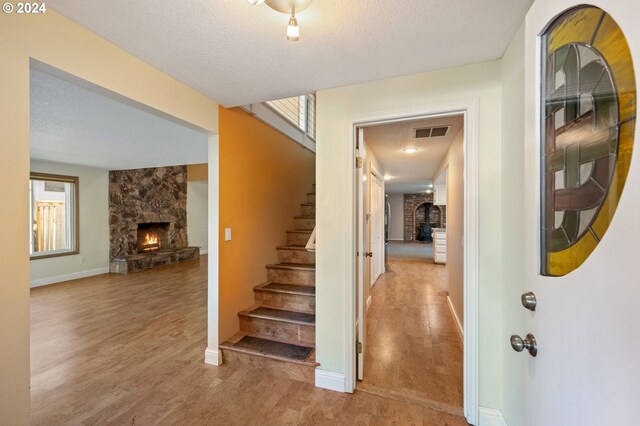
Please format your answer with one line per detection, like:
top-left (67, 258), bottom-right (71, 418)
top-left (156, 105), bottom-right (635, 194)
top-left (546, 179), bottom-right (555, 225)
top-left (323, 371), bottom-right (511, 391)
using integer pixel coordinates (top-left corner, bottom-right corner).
top-left (30, 256), bottom-right (468, 425)
top-left (359, 258), bottom-right (464, 414)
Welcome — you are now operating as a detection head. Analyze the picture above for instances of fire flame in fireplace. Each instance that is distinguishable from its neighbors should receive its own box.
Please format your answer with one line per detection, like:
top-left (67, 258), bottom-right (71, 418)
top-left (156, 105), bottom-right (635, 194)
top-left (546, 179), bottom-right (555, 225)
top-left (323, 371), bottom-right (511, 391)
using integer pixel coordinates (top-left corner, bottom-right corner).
top-left (141, 232), bottom-right (160, 251)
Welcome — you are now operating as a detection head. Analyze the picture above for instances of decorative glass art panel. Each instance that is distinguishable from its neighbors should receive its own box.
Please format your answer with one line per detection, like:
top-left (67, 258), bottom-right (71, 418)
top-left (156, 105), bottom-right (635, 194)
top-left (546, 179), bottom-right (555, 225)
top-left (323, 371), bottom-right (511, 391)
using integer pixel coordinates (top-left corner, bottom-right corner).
top-left (541, 6), bottom-right (636, 276)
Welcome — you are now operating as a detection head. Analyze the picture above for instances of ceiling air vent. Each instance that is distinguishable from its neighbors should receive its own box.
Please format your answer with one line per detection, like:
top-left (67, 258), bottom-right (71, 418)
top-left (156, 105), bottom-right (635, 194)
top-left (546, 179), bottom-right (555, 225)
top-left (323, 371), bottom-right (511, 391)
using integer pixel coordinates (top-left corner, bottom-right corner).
top-left (414, 125), bottom-right (451, 138)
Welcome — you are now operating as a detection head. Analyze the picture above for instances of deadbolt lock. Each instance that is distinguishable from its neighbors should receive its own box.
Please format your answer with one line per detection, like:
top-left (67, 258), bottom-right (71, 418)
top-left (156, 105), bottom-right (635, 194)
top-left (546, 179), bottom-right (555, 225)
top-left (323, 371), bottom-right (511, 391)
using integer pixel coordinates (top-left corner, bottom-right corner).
top-left (521, 291), bottom-right (537, 311)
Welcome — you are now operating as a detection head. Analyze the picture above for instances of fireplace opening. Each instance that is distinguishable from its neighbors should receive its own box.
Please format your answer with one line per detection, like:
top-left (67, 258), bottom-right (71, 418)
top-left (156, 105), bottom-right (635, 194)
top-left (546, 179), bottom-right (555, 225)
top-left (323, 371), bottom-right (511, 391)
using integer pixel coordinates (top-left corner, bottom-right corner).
top-left (136, 222), bottom-right (170, 253)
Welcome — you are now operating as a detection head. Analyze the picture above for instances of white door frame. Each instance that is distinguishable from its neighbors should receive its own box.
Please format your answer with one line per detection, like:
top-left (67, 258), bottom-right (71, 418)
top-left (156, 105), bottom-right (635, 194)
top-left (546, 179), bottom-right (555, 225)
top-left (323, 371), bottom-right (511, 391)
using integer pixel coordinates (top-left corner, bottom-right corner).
top-left (344, 98), bottom-right (480, 424)
top-left (204, 134), bottom-right (221, 366)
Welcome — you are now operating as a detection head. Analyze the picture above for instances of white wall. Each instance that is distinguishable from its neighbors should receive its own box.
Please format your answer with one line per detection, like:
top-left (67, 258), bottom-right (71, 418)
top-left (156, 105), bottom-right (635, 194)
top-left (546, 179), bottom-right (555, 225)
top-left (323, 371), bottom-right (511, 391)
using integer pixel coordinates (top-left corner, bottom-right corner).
top-left (29, 159), bottom-right (109, 287)
top-left (386, 193), bottom-right (404, 241)
top-left (433, 129), bottom-right (465, 330)
top-left (316, 60), bottom-right (503, 409)
top-left (187, 180), bottom-right (208, 253)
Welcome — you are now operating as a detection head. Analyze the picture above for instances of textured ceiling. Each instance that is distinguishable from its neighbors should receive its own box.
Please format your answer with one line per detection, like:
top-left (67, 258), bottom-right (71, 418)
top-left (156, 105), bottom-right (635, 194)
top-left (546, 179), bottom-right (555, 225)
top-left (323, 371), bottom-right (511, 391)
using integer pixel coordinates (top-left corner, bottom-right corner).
top-left (47, 0), bottom-right (533, 107)
top-left (30, 68), bottom-right (208, 170)
top-left (364, 115), bottom-right (463, 194)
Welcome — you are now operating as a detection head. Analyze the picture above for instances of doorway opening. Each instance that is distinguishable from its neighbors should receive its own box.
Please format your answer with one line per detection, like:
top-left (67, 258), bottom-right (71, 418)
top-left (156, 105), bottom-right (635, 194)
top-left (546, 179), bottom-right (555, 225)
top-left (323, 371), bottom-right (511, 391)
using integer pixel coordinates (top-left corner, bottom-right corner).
top-left (28, 61), bottom-right (219, 421)
top-left (352, 108), bottom-right (474, 419)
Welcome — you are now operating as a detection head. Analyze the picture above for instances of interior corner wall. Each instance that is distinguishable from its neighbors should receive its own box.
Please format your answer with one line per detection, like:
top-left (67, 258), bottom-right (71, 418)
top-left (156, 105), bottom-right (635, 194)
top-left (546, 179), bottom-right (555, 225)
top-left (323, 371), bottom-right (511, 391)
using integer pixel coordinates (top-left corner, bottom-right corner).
top-left (0, 10), bottom-right (218, 424)
top-left (499, 21), bottom-right (527, 426)
top-left (316, 60), bottom-right (503, 407)
top-left (29, 160), bottom-right (109, 287)
top-left (187, 180), bottom-right (209, 253)
top-left (433, 129), bottom-right (465, 328)
top-left (187, 163), bottom-right (208, 181)
top-left (386, 193), bottom-right (404, 240)
top-left (218, 107), bottom-right (315, 343)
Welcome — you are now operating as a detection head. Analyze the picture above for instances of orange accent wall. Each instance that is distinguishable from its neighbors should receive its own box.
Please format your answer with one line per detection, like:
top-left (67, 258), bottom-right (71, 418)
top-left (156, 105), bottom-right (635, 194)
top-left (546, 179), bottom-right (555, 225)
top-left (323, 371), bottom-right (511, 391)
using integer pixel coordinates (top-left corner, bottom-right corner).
top-left (219, 107), bottom-right (315, 342)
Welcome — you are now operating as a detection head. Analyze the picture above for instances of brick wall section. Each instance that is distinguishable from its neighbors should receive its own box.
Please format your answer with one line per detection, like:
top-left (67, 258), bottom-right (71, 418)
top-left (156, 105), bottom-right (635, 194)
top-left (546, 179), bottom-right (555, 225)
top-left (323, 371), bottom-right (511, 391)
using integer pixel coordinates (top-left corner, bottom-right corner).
top-left (403, 193), bottom-right (433, 241)
top-left (431, 205), bottom-right (445, 227)
top-left (403, 193), bottom-right (448, 241)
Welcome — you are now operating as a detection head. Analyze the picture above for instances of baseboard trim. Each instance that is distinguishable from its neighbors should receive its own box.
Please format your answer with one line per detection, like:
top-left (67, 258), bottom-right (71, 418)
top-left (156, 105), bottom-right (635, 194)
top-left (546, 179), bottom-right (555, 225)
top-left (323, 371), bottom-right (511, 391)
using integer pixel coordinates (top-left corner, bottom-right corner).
top-left (447, 295), bottom-right (464, 341)
top-left (200, 249), bottom-right (209, 255)
top-left (479, 407), bottom-right (507, 426)
top-left (315, 369), bottom-right (347, 392)
top-left (366, 295), bottom-right (372, 312)
top-left (204, 347), bottom-right (222, 366)
top-left (30, 267), bottom-right (110, 288)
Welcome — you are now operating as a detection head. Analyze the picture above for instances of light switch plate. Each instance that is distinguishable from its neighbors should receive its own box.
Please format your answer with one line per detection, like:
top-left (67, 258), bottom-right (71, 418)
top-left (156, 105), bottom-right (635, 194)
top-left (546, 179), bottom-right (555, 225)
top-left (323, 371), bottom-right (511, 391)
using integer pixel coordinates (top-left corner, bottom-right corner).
top-left (225, 228), bottom-right (232, 241)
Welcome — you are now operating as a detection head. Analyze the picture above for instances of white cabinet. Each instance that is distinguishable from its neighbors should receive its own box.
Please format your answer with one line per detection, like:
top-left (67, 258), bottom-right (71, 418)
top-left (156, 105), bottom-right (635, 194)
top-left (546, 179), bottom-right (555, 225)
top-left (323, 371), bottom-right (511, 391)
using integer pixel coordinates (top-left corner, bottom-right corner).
top-left (433, 228), bottom-right (446, 264)
top-left (433, 184), bottom-right (447, 205)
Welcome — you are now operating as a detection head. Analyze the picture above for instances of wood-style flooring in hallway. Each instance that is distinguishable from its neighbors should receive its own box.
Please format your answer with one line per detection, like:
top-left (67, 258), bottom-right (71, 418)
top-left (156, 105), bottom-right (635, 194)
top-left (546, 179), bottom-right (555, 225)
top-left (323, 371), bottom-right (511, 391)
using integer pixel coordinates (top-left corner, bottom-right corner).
top-left (359, 258), bottom-right (463, 415)
top-left (30, 255), bottom-right (468, 425)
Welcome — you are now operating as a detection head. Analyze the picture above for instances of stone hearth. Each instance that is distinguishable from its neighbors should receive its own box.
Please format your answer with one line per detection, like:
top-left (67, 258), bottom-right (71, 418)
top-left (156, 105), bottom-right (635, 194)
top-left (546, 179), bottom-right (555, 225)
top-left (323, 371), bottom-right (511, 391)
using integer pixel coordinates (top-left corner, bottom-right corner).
top-left (109, 166), bottom-right (199, 274)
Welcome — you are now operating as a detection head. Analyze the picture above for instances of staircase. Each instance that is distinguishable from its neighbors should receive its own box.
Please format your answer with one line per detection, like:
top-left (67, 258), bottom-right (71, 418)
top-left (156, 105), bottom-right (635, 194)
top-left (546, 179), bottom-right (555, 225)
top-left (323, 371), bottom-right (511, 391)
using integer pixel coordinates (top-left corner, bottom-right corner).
top-left (219, 185), bottom-right (318, 383)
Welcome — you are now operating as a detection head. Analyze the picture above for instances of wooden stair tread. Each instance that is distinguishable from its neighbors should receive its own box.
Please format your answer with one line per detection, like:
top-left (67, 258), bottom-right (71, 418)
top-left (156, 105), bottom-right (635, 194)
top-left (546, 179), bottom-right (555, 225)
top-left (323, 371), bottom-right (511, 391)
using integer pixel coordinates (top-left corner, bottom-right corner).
top-left (276, 245), bottom-right (311, 251)
top-left (266, 262), bottom-right (315, 271)
top-left (239, 306), bottom-right (315, 325)
top-left (294, 215), bottom-right (316, 219)
top-left (301, 203), bottom-right (316, 207)
top-left (223, 335), bottom-right (313, 362)
top-left (256, 282), bottom-right (316, 296)
top-left (220, 333), bottom-right (318, 367)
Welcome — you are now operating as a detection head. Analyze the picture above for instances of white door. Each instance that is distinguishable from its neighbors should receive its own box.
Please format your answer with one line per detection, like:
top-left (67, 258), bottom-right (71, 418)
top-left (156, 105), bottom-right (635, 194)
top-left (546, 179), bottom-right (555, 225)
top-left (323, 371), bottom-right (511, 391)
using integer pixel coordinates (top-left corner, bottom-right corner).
top-left (522, 1), bottom-right (640, 425)
top-left (370, 172), bottom-right (383, 287)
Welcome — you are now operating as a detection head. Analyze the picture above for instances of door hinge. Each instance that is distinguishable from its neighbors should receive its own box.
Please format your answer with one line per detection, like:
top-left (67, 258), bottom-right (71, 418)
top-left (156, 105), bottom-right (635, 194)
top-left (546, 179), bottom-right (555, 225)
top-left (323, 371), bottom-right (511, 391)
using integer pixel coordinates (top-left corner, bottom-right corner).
top-left (356, 341), bottom-right (363, 354)
top-left (356, 156), bottom-right (363, 169)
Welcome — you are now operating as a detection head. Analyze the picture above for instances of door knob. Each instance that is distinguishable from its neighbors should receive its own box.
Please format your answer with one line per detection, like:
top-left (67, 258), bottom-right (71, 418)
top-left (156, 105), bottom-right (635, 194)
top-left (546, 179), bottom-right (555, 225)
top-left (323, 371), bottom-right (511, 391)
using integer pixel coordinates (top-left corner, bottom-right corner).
top-left (365, 252), bottom-right (373, 258)
top-left (510, 333), bottom-right (537, 357)
top-left (521, 291), bottom-right (537, 311)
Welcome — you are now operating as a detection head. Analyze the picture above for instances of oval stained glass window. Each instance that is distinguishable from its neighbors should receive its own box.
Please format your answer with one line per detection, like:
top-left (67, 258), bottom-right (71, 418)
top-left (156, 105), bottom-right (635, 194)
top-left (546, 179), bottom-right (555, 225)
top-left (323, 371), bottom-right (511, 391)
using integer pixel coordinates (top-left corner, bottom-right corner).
top-left (541, 6), bottom-right (636, 276)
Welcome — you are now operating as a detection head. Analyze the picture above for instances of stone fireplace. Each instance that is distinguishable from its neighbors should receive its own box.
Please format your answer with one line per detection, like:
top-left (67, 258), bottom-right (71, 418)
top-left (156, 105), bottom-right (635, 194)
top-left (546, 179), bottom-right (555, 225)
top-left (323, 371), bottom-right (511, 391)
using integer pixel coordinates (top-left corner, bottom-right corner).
top-left (109, 166), bottom-right (199, 274)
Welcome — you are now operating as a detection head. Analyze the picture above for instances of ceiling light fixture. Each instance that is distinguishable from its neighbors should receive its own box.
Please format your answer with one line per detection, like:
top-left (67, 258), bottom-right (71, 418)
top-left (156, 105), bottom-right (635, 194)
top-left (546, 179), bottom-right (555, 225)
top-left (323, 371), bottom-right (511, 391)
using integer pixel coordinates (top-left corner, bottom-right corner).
top-left (247, 0), bottom-right (312, 41)
top-left (403, 147), bottom-right (418, 154)
top-left (287, 7), bottom-right (299, 41)
top-left (384, 175), bottom-right (391, 181)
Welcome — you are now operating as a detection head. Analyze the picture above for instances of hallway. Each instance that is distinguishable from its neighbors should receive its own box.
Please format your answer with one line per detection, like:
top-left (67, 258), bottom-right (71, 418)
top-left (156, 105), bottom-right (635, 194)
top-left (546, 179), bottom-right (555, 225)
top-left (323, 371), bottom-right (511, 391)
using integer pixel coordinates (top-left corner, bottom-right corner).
top-left (386, 241), bottom-right (434, 261)
top-left (359, 258), bottom-right (463, 413)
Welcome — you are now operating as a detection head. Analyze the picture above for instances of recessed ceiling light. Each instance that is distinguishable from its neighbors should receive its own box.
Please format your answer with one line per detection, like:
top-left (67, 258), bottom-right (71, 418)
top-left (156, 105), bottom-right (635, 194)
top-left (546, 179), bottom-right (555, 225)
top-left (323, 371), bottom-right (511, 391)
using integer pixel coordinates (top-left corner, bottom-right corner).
top-left (426, 189), bottom-right (433, 194)
top-left (403, 147), bottom-right (418, 154)
top-left (384, 175), bottom-right (391, 181)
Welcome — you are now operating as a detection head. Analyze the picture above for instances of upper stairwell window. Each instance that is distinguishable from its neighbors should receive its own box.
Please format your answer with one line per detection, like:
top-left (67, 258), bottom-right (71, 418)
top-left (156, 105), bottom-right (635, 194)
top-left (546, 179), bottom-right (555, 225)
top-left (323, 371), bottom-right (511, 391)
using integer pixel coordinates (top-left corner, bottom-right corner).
top-left (29, 172), bottom-right (79, 259)
top-left (266, 94), bottom-right (316, 141)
